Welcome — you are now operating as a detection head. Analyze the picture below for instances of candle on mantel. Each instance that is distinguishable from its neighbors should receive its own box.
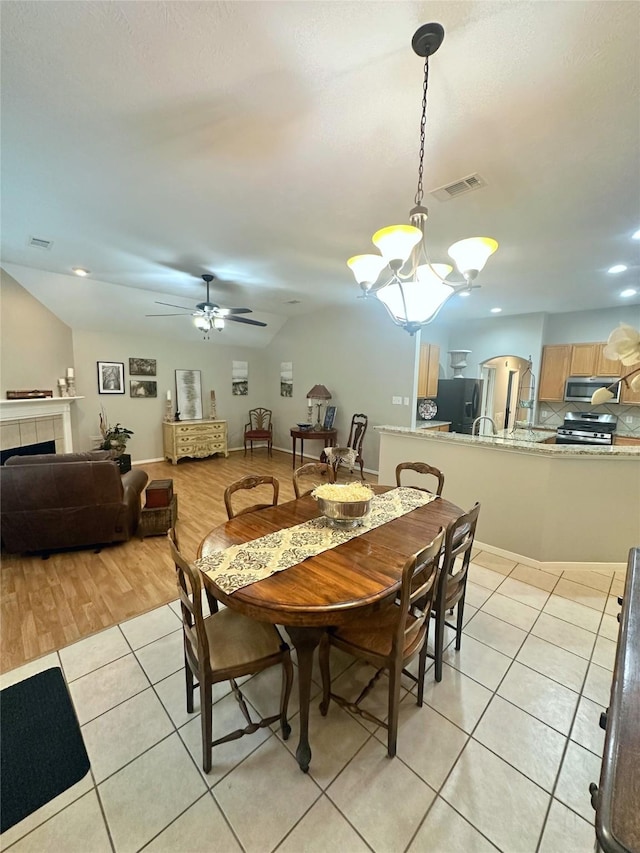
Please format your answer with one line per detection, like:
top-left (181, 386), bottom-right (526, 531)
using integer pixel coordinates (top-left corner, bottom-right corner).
top-left (66, 367), bottom-right (74, 379)
top-left (166, 390), bottom-right (171, 401)
top-left (58, 378), bottom-right (66, 386)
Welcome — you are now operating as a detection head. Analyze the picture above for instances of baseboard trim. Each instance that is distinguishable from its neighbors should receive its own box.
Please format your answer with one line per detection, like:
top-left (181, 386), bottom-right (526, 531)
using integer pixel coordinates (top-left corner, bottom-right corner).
top-left (474, 539), bottom-right (626, 574)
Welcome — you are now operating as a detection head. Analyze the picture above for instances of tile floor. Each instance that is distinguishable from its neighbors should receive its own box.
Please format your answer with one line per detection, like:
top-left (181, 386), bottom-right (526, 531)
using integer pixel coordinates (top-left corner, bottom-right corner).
top-left (0, 551), bottom-right (624, 853)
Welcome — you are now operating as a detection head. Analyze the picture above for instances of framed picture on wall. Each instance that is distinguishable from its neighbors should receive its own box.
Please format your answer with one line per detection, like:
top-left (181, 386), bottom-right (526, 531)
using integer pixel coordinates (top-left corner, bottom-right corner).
top-left (130, 380), bottom-right (157, 398)
top-left (175, 369), bottom-right (203, 420)
top-left (129, 358), bottom-right (156, 376)
top-left (97, 361), bottom-right (125, 394)
top-left (323, 405), bottom-right (337, 430)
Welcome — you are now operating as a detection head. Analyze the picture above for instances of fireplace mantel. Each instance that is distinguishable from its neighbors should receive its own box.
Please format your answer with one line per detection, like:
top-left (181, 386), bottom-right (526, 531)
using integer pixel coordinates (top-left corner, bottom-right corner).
top-left (0, 397), bottom-right (84, 453)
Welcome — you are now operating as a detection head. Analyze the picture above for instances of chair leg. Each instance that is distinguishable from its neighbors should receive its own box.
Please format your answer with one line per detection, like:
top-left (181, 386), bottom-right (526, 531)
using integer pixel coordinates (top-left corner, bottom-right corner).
top-left (387, 663), bottom-right (402, 758)
top-left (417, 643), bottom-right (428, 707)
top-left (199, 678), bottom-right (213, 773)
top-left (434, 607), bottom-right (445, 683)
top-left (318, 634), bottom-right (331, 716)
top-left (185, 656), bottom-right (195, 714)
top-left (243, 438), bottom-right (247, 457)
top-left (280, 653), bottom-right (293, 740)
top-left (455, 593), bottom-right (465, 651)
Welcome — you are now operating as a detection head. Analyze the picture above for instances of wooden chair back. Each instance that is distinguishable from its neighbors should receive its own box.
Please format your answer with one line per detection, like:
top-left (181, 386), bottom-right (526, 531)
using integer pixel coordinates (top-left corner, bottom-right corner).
top-left (292, 462), bottom-right (334, 499)
top-left (395, 461), bottom-right (445, 496)
top-left (246, 408), bottom-right (272, 432)
top-left (168, 527), bottom-right (210, 674)
top-left (347, 413), bottom-right (368, 457)
top-left (438, 502), bottom-right (481, 611)
top-left (394, 528), bottom-right (445, 656)
top-left (224, 475), bottom-right (279, 520)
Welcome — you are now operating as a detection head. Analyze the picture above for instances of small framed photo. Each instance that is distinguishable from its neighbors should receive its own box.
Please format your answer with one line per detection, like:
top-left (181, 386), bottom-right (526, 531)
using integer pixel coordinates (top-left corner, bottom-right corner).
top-left (97, 361), bottom-right (125, 394)
top-left (323, 405), bottom-right (337, 430)
top-left (130, 380), bottom-right (157, 398)
top-left (129, 358), bottom-right (156, 376)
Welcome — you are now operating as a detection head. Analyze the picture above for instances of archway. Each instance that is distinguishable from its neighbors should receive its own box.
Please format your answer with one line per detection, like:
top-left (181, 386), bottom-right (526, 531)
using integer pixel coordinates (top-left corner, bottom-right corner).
top-left (479, 354), bottom-right (532, 433)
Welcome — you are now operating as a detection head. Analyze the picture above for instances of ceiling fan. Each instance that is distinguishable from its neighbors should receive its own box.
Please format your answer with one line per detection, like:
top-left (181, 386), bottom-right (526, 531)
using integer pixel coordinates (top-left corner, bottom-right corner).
top-left (146, 274), bottom-right (267, 337)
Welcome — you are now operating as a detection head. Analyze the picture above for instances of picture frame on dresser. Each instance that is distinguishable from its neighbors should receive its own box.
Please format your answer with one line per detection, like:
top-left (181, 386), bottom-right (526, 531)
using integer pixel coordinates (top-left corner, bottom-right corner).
top-left (323, 405), bottom-right (337, 430)
top-left (97, 361), bottom-right (125, 394)
top-left (175, 369), bottom-right (203, 420)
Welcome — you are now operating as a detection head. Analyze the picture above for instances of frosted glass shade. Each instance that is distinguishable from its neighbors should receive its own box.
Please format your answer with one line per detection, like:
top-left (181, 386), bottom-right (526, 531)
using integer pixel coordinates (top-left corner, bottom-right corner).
top-left (376, 263), bottom-right (454, 326)
top-left (213, 317), bottom-right (225, 330)
top-left (372, 225), bottom-right (422, 264)
top-left (448, 237), bottom-right (498, 275)
top-left (347, 254), bottom-right (388, 285)
top-left (194, 316), bottom-right (210, 331)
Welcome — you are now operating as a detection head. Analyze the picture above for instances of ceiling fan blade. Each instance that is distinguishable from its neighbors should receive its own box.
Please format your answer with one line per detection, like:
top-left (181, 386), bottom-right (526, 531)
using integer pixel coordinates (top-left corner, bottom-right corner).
top-left (221, 307), bottom-right (252, 315)
top-left (225, 315), bottom-right (267, 327)
top-left (146, 312), bottom-right (194, 317)
top-left (154, 300), bottom-right (193, 310)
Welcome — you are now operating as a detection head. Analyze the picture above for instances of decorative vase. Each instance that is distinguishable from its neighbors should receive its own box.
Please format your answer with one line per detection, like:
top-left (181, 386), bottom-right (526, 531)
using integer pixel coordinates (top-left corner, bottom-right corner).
top-left (448, 350), bottom-right (472, 379)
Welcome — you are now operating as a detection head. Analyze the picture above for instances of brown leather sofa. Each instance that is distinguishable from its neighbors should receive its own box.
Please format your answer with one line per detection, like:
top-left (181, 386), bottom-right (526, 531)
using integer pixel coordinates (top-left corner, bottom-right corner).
top-left (0, 451), bottom-right (148, 553)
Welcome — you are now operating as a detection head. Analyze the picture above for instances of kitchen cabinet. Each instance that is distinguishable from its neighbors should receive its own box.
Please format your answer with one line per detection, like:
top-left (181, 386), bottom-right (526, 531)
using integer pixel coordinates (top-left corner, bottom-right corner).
top-left (538, 345), bottom-right (571, 401)
top-left (595, 344), bottom-right (622, 377)
top-left (421, 423), bottom-right (450, 432)
top-left (619, 379), bottom-right (640, 406)
top-left (569, 343), bottom-right (598, 376)
top-left (417, 344), bottom-right (440, 398)
top-left (614, 435), bottom-right (640, 445)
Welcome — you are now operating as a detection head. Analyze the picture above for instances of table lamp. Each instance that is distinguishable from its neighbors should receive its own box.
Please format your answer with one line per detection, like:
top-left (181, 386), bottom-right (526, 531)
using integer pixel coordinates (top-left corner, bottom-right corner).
top-left (306, 384), bottom-right (331, 430)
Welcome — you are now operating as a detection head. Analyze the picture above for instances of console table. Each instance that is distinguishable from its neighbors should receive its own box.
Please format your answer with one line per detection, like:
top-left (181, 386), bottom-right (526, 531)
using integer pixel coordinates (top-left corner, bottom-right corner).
top-left (163, 419), bottom-right (228, 465)
top-left (289, 427), bottom-right (337, 469)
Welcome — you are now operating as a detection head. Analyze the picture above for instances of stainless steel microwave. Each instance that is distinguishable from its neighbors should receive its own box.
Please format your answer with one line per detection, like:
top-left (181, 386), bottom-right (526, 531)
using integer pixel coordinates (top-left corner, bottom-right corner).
top-left (564, 376), bottom-right (620, 404)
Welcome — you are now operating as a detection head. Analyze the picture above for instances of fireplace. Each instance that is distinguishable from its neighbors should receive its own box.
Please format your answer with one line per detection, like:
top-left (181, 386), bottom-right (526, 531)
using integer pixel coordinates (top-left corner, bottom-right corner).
top-left (1, 440), bottom-right (56, 466)
top-left (0, 398), bottom-right (80, 458)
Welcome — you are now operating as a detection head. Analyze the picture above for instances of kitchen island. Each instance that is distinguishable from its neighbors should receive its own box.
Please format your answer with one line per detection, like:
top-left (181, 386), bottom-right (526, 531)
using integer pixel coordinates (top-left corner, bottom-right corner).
top-left (376, 425), bottom-right (640, 566)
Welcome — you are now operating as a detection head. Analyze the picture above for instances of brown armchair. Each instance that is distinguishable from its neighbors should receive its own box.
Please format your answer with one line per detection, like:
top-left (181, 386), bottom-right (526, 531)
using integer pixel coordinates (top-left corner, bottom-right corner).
top-left (243, 408), bottom-right (273, 457)
top-left (0, 451), bottom-right (148, 553)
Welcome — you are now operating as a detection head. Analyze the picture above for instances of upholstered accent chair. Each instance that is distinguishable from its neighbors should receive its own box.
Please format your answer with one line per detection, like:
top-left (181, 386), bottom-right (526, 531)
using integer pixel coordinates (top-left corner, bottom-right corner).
top-left (243, 408), bottom-right (273, 456)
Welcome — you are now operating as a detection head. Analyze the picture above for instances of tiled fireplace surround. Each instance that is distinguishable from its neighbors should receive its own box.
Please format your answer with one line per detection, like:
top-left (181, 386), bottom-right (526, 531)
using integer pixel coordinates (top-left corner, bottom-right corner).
top-left (0, 398), bottom-right (78, 457)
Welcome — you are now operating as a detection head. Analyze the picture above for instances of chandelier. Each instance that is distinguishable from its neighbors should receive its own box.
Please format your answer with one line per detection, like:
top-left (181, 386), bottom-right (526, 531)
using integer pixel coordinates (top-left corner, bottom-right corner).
top-left (347, 23), bottom-right (498, 335)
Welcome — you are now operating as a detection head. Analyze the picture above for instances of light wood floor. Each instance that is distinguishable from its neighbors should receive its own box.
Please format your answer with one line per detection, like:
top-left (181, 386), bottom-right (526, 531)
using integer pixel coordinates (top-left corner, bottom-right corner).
top-left (0, 450), bottom-right (375, 673)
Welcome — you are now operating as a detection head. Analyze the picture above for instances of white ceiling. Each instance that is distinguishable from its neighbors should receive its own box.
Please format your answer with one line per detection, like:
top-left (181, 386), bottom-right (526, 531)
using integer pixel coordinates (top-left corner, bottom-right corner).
top-left (2, 0), bottom-right (639, 346)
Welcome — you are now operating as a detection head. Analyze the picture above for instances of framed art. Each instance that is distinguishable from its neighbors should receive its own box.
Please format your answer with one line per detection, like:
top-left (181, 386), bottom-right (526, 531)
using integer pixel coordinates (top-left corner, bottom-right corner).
top-left (280, 361), bottom-right (293, 397)
top-left (97, 361), bottom-right (125, 394)
top-left (323, 405), bottom-right (337, 430)
top-left (130, 380), bottom-right (157, 398)
top-left (175, 369), bottom-right (203, 420)
top-left (232, 361), bottom-right (248, 396)
top-left (129, 357), bottom-right (156, 376)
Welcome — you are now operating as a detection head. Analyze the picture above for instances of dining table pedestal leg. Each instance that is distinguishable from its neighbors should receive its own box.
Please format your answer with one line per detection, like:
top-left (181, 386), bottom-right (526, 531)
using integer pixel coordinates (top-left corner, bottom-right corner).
top-left (285, 625), bottom-right (325, 772)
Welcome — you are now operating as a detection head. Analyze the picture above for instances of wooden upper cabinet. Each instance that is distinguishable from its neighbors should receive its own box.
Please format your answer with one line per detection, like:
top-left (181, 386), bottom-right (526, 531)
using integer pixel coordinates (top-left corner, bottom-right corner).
top-left (417, 344), bottom-right (440, 398)
top-left (538, 345), bottom-right (571, 401)
top-left (620, 375), bottom-right (640, 406)
top-left (569, 343), bottom-right (598, 376)
top-left (595, 343), bottom-right (622, 377)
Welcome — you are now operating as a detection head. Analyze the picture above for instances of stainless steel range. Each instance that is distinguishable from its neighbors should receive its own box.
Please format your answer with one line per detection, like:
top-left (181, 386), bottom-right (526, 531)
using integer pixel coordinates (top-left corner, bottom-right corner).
top-left (556, 412), bottom-right (617, 446)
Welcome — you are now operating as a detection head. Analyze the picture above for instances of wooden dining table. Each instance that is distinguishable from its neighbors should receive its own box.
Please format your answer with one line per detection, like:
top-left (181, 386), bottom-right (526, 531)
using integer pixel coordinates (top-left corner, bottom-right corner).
top-left (198, 485), bottom-right (464, 772)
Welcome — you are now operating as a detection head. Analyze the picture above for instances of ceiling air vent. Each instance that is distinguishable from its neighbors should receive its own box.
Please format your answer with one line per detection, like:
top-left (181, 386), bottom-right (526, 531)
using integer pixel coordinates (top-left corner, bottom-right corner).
top-left (28, 236), bottom-right (53, 250)
top-left (430, 173), bottom-right (487, 202)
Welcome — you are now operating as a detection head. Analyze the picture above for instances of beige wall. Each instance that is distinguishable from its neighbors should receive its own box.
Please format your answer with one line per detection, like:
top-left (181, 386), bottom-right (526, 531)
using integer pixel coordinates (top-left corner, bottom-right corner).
top-left (265, 299), bottom-right (418, 468)
top-left (71, 329), bottom-right (267, 461)
top-left (0, 268), bottom-right (74, 395)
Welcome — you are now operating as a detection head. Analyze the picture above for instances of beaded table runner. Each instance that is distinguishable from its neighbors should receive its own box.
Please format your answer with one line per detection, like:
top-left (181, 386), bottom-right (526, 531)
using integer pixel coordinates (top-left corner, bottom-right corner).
top-left (196, 487), bottom-right (438, 595)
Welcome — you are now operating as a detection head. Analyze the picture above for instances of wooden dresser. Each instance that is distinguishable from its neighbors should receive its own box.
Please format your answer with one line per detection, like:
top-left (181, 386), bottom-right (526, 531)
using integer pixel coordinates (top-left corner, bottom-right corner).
top-left (163, 419), bottom-right (228, 465)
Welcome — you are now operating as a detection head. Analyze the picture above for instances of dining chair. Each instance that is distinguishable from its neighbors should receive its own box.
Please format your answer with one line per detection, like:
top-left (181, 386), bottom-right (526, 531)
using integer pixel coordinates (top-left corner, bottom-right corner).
top-left (224, 475), bottom-right (279, 521)
top-left (345, 413), bottom-right (368, 480)
top-left (168, 528), bottom-right (293, 773)
top-left (319, 528), bottom-right (445, 758)
top-left (395, 461), bottom-right (445, 496)
top-left (292, 462), bottom-right (335, 499)
top-left (243, 408), bottom-right (273, 457)
top-left (429, 502), bottom-right (481, 682)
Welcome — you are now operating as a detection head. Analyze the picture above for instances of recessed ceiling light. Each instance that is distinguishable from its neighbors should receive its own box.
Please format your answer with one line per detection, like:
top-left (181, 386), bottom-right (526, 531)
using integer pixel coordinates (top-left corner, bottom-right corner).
top-left (632, 229), bottom-right (640, 240)
top-left (607, 264), bottom-right (627, 274)
top-left (490, 307), bottom-right (502, 314)
top-left (72, 267), bottom-right (90, 277)
top-left (620, 288), bottom-right (637, 298)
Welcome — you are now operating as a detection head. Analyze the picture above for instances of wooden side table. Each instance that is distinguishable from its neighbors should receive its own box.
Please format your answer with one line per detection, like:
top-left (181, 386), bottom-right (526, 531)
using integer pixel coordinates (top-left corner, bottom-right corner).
top-left (289, 427), bottom-right (337, 469)
top-left (139, 495), bottom-right (178, 538)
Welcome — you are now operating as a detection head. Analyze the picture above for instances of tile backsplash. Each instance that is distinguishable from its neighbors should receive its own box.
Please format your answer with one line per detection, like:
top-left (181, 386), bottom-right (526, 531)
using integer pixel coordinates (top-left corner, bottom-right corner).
top-left (536, 403), bottom-right (639, 436)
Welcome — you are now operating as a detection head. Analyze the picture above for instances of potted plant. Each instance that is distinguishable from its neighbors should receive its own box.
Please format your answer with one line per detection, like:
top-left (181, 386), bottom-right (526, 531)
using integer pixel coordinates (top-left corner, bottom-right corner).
top-left (99, 411), bottom-right (134, 472)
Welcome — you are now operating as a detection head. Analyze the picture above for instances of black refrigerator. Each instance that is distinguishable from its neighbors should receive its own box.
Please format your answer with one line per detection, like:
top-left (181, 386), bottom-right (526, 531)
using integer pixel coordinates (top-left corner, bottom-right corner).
top-left (433, 379), bottom-right (483, 434)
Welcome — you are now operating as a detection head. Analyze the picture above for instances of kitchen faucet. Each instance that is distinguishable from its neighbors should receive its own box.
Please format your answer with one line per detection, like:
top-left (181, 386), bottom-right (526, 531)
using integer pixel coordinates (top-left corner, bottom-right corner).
top-left (472, 416), bottom-right (497, 436)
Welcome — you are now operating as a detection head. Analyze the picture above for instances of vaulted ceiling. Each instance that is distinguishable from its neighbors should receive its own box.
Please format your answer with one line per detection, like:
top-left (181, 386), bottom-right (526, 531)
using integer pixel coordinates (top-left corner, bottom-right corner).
top-left (2, 1), bottom-right (639, 345)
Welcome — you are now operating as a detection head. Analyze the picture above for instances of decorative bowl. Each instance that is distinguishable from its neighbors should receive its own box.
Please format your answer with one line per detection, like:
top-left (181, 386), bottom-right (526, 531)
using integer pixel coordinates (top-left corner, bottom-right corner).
top-left (296, 422), bottom-right (313, 430)
top-left (314, 485), bottom-right (373, 528)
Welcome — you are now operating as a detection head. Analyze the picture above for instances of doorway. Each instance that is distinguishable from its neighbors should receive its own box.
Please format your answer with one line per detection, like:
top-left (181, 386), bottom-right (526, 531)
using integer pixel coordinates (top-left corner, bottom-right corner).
top-left (479, 355), bottom-right (531, 432)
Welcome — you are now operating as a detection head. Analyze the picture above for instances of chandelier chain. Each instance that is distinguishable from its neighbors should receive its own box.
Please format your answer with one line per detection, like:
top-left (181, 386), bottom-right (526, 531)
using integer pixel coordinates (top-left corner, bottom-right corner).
top-left (414, 56), bottom-right (430, 207)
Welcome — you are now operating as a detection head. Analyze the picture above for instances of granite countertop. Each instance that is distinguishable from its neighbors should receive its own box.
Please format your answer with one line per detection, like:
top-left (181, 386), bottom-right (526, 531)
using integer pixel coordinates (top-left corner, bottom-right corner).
top-left (375, 425), bottom-right (640, 458)
top-left (415, 420), bottom-right (452, 428)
